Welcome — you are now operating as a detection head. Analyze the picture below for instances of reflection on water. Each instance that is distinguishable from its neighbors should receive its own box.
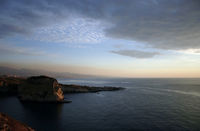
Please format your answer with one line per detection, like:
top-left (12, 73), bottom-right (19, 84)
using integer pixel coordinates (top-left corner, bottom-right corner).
top-left (0, 96), bottom-right (64, 131)
top-left (21, 102), bottom-right (64, 118)
top-left (1, 78), bottom-right (200, 131)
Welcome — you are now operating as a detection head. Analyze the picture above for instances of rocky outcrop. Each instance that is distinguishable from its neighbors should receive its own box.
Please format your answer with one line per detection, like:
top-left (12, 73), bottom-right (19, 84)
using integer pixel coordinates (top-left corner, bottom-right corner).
top-left (0, 112), bottom-right (35, 131)
top-left (60, 84), bottom-right (124, 93)
top-left (0, 75), bottom-right (124, 103)
top-left (0, 76), bottom-right (25, 95)
top-left (18, 76), bottom-right (66, 102)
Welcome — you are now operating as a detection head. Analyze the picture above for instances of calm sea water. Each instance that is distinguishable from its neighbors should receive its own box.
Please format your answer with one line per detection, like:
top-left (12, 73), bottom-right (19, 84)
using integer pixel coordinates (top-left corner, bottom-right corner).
top-left (1, 78), bottom-right (200, 131)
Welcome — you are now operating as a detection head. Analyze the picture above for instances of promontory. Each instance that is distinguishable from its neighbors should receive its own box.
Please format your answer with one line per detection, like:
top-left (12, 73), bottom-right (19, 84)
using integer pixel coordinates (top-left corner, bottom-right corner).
top-left (0, 75), bottom-right (124, 103)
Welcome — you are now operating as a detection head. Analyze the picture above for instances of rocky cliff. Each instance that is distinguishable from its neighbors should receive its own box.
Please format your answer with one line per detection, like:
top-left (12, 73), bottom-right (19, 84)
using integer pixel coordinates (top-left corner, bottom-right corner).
top-left (18, 76), bottom-right (65, 102)
top-left (0, 113), bottom-right (34, 131)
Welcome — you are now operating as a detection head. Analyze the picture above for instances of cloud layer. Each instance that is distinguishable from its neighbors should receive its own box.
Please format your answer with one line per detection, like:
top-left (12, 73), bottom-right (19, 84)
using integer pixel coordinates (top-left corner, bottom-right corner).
top-left (1, 0), bottom-right (200, 49)
top-left (0, 44), bottom-right (47, 56)
top-left (111, 50), bottom-right (160, 58)
top-left (32, 17), bottom-right (106, 44)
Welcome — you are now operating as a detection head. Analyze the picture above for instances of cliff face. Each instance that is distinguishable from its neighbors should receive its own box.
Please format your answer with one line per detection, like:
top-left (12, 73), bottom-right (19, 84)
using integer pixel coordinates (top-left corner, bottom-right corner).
top-left (18, 76), bottom-right (64, 102)
top-left (0, 113), bottom-right (35, 131)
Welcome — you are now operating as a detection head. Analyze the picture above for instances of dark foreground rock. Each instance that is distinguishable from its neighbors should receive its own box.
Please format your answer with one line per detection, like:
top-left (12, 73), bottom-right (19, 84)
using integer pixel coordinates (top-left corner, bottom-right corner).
top-left (18, 76), bottom-right (65, 102)
top-left (60, 84), bottom-right (124, 93)
top-left (0, 113), bottom-right (35, 131)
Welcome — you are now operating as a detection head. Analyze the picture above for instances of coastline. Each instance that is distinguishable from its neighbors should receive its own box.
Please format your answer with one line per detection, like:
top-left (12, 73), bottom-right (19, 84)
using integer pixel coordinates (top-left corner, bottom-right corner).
top-left (0, 75), bottom-right (125, 102)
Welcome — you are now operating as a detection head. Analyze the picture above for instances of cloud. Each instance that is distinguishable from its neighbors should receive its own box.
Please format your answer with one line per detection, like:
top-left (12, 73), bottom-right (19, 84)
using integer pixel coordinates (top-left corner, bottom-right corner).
top-left (31, 17), bottom-right (106, 44)
top-left (104, 0), bottom-right (200, 50)
top-left (111, 50), bottom-right (160, 58)
top-left (0, 44), bottom-right (47, 56)
top-left (1, 0), bottom-right (200, 49)
top-left (0, 23), bottom-right (28, 38)
top-left (178, 49), bottom-right (200, 54)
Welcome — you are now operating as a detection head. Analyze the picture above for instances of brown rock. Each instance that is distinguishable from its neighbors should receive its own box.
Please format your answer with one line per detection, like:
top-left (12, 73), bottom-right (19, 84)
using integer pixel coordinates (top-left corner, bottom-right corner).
top-left (0, 113), bottom-right (34, 131)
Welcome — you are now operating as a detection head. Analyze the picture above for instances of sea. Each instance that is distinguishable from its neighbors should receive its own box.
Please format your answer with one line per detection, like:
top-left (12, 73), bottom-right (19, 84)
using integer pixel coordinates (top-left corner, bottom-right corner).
top-left (0, 78), bottom-right (200, 131)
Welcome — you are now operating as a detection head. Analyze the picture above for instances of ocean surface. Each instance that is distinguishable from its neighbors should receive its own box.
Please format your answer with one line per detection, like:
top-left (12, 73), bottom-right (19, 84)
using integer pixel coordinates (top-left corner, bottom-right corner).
top-left (1, 78), bottom-right (200, 131)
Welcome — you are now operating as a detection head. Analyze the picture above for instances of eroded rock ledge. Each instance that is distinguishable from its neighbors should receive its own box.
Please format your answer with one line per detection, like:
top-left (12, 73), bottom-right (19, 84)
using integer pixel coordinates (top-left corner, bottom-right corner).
top-left (0, 112), bottom-right (35, 131)
top-left (60, 84), bottom-right (124, 93)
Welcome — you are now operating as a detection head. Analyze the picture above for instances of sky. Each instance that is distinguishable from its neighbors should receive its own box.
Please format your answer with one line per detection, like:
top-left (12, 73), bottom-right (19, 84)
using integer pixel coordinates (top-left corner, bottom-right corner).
top-left (0, 0), bottom-right (200, 78)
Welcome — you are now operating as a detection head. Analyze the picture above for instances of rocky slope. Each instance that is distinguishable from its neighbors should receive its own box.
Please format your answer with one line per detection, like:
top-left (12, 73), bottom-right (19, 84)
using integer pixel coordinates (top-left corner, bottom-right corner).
top-left (0, 113), bottom-right (35, 131)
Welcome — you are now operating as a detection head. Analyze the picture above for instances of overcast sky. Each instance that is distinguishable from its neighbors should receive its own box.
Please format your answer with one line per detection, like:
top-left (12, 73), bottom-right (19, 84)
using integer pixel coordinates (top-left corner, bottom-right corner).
top-left (0, 0), bottom-right (200, 77)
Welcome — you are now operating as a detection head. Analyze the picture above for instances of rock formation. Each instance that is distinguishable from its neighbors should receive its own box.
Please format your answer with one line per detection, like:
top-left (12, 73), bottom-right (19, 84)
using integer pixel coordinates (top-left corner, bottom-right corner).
top-left (60, 84), bottom-right (124, 93)
top-left (0, 112), bottom-right (34, 131)
top-left (18, 76), bottom-right (65, 102)
top-left (0, 76), bottom-right (24, 95)
top-left (0, 75), bottom-right (124, 103)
